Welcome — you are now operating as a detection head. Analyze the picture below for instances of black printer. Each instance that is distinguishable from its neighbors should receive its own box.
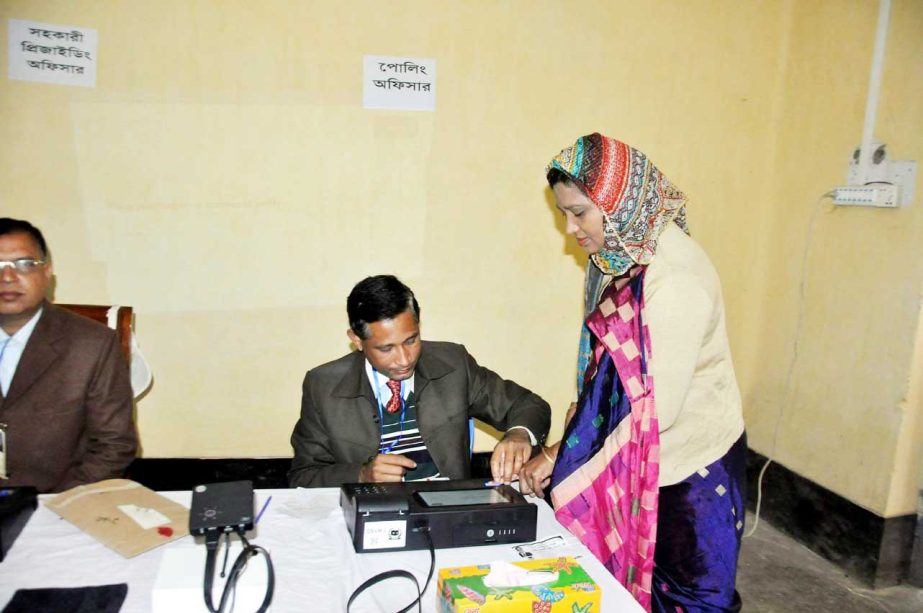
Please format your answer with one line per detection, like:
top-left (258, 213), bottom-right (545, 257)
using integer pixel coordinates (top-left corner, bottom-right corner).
top-left (340, 479), bottom-right (536, 553)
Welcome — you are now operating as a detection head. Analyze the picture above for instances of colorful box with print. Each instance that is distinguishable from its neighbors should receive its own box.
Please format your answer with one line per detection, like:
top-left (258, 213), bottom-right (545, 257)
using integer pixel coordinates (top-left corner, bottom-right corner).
top-left (437, 556), bottom-right (600, 612)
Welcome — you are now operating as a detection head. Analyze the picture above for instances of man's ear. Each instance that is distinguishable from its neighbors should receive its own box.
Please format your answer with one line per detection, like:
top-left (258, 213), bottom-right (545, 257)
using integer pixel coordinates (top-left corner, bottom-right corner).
top-left (346, 328), bottom-right (363, 351)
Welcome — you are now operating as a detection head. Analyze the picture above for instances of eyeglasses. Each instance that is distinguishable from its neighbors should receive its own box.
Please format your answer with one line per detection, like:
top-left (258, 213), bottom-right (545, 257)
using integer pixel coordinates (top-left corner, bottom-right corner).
top-left (0, 258), bottom-right (47, 275)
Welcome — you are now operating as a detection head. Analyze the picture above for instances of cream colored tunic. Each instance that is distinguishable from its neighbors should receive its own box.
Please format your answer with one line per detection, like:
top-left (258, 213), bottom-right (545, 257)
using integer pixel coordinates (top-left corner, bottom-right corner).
top-left (643, 224), bottom-right (745, 486)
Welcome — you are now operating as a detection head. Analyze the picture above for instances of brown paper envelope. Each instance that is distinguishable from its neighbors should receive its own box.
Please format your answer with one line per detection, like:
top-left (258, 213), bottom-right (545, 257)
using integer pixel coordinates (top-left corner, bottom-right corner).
top-left (45, 478), bottom-right (190, 558)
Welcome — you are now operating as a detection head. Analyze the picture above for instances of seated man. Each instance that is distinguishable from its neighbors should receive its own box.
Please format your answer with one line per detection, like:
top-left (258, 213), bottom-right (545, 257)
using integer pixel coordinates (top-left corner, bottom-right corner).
top-left (0, 218), bottom-right (137, 493)
top-left (289, 275), bottom-right (550, 487)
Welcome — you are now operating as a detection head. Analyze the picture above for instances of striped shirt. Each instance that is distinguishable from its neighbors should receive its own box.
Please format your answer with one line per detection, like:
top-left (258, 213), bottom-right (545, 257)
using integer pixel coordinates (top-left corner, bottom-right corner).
top-left (366, 362), bottom-right (444, 481)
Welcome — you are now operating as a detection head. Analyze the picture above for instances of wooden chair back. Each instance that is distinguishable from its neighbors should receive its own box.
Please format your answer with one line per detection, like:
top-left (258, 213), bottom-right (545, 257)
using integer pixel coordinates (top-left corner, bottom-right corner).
top-left (56, 304), bottom-right (133, 361)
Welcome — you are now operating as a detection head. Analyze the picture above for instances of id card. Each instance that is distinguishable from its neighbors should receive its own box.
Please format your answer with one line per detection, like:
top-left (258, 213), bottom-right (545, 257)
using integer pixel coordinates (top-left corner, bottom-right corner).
top-left (0, 423), bottom-right (7, 479)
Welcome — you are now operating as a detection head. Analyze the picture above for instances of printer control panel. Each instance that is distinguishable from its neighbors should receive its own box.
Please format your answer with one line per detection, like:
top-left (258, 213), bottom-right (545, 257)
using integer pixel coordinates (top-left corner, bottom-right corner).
top-left (350, 483), bottom-right (410, 516)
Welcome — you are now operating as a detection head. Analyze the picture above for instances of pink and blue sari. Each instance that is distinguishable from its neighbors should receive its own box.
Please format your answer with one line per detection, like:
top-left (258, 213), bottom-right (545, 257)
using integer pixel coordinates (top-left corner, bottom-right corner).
top-left (549, 271), bottom-right (660, 609)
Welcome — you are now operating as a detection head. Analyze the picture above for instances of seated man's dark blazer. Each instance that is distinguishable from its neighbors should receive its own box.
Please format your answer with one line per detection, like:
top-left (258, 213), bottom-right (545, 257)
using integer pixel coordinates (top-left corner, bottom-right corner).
top-left (0, 302), bottom-right (138, 493)
top-left (288, 341), bottom-right (550, 487)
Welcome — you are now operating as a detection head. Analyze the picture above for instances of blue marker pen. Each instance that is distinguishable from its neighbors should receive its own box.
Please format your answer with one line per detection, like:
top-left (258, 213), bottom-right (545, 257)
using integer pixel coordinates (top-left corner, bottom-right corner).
top-left (484, 479), bottom-right (519, 487)
top-left (255, 495), bottom-right (273, 524)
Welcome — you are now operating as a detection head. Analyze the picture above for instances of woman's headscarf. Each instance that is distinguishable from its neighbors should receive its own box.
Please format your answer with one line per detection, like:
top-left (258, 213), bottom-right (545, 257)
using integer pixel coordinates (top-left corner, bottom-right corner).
top-left (548, 134), bottom-right (691, 395)
top-left (547, 133), bottom-right (689, 277)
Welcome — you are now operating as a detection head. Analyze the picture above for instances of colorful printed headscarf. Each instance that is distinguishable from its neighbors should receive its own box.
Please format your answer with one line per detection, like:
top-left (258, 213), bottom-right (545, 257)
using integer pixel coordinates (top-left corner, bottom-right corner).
top-left (546, 133), bottom-right (689, 276)
top-left (548, 134), bottom-right (692, 397)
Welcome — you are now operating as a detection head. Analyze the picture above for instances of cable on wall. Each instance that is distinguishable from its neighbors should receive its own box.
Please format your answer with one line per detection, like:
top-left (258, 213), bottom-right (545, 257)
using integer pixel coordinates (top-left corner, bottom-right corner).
top-left (745, 192), bottom-right (835, 538)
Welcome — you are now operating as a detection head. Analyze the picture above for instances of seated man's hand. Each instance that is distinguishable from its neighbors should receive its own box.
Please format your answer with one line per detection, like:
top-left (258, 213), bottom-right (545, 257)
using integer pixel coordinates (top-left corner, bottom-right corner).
top-left (490, 429), bottom-right (533, 485)
top-left (520, 444), bottom-right (556, 498)
top-left (359, 454), bottom-right (417, 483)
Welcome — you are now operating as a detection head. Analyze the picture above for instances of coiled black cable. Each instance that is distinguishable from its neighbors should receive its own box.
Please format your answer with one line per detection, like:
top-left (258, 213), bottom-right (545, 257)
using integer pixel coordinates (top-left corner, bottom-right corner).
top-left (346, 524), bottom-right (435, 613)
top-left (202, 527), bottom-right (275, 613)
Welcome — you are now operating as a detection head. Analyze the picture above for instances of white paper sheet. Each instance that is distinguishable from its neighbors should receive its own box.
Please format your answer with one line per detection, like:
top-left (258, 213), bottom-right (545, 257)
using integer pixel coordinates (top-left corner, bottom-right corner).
top-left (363, 54), bottom-right (436, 111)
top-left (117, 504), bottom-right (171, 530)
top-left (8, 18), bottom-right (97, 88)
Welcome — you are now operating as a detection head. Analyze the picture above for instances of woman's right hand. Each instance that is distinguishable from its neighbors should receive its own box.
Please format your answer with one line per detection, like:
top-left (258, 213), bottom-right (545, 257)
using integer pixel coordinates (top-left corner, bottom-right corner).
top-left (520, 444), bottom-right (557, 498)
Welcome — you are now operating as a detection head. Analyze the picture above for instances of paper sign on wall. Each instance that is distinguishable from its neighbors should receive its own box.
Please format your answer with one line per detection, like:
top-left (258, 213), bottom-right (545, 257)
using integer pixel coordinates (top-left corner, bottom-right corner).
top-left (363, 54), bottom-right (435, 111)
top-left (8, 18), bottom-right (97, 88)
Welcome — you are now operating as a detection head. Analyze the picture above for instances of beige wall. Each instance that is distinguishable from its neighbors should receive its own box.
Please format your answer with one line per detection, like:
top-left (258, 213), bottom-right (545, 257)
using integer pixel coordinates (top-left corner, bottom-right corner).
top-left (2, 1), bottom-right (921, 516)
top-left (740, 0), bottom-right (923, 517)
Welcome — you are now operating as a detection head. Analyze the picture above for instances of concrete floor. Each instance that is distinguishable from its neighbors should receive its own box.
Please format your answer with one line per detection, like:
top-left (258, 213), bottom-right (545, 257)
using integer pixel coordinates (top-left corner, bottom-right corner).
top-left (738, 513), bottom-right (923, 612)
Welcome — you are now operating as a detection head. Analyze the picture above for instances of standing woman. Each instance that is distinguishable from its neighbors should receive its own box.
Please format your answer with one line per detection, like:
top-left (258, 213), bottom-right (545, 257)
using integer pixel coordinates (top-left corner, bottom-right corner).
top-left (520, 134), bottom-right (746, 612)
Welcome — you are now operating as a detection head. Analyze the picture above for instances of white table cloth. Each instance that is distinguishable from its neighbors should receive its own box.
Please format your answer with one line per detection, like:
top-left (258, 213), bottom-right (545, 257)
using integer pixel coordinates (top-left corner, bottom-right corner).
top-left (0, 488), bottom-right (644, 612)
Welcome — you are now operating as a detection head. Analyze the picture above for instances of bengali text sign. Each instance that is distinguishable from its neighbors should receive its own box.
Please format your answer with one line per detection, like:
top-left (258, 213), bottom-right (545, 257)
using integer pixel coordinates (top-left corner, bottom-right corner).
top-left (8, 18), bottom-right (97, 88)
top-left (363, 55), bottom-right (435, 111)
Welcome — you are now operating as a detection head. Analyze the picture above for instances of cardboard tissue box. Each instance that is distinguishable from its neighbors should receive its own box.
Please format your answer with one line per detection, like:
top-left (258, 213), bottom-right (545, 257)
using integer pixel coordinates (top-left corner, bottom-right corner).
top-left (437, 556), bottom-right (600, 612)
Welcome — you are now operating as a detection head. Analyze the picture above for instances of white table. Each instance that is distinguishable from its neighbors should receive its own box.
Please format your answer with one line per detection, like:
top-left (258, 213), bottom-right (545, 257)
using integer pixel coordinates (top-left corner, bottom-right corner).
top-left (0, 488), bottom-right (644, 612)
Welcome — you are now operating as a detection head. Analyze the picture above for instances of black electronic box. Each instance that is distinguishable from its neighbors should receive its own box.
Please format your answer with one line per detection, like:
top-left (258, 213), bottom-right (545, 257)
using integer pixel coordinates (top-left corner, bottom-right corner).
top-left (0, 486), bottom-right (37, 562)
top-left (340, 479), bottom-right (536, 553)
top-left (189, 480), bottom-right (254, 536)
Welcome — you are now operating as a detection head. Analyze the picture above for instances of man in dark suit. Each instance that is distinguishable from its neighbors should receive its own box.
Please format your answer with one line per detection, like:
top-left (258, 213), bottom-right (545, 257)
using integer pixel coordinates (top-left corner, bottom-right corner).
top-left (289, 275), bottom-right (551, 487)
top-left (0, 218), bottom-right (137, 493)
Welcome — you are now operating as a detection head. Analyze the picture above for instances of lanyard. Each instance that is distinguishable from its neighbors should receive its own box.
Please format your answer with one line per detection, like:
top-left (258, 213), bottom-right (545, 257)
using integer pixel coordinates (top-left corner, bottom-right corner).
top-left (372, 369), bottom-right (406, 454)
top-left (0, 337), bottom-right (10, 367)
top-left (0, 338), bottom-right (8, 478)
top-left (0, 337), bottom-right (10, 397)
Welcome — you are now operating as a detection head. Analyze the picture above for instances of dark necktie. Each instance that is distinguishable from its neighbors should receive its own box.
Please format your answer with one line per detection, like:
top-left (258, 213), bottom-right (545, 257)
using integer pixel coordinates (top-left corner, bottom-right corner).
top-left (385, 379), bottom-right (402, 414)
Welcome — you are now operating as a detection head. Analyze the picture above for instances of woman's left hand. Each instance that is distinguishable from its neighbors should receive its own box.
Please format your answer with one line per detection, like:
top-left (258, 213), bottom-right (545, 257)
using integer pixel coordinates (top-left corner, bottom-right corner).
top-left (520, 445), bottom-right (556, 498)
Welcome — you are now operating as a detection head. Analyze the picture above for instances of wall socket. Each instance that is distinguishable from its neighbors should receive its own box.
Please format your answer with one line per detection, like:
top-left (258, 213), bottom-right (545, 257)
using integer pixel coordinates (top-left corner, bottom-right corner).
top-left (833, 185), bottom-right (899, 208)
top-left (845, 142), bottom-right (916, 207)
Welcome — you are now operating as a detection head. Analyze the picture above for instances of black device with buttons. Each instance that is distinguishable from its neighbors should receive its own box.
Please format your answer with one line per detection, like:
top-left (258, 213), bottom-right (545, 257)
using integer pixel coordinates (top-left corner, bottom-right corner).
top-left (340, 479), bottom-right (536, 553)
top-left (189, 480), bottom-right (254, 536)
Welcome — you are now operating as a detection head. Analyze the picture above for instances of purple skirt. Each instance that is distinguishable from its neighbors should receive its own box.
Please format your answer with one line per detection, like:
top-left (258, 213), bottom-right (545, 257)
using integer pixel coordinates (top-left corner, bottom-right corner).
top-left (652, 432), bottom-right (747, 612)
